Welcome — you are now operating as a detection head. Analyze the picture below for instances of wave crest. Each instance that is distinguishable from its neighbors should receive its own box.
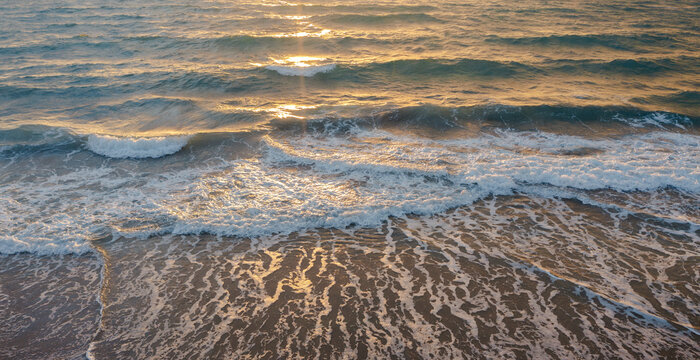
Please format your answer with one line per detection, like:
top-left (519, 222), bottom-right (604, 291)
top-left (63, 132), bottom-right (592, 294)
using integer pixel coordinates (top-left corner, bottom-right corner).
top-left (86, 134), bottom-right (190, 159)
top-left (265, 64), bottom-right (337, 77)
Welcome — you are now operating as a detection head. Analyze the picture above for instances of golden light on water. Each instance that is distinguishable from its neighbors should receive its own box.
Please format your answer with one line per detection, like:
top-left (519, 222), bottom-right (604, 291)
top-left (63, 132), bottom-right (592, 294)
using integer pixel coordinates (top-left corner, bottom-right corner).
top-left (270, 104), bottom-right (317, 119)
top-left (273, 29), bottom-right (331, 38)
top-left (217, 103), bottom-right (317, 119)
top-left (273, 56), bottom-right (327, 66)
top-left (283, 15), bottom-right (310, 20)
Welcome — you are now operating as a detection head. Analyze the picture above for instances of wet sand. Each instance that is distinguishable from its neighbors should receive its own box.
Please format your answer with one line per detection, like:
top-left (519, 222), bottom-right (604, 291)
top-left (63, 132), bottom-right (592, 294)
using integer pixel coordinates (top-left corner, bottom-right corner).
top-left (2, 194), bottom-right (698, 359)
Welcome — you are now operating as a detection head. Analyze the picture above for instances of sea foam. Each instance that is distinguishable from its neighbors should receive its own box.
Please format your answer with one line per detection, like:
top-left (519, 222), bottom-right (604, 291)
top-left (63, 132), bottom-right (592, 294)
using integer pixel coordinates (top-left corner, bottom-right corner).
top-left (266, 64), bottom-right (337, 77)
top-left (86, 134), bottom-right (190, 159)
top-left (2, 129), bottom-right (698, 255)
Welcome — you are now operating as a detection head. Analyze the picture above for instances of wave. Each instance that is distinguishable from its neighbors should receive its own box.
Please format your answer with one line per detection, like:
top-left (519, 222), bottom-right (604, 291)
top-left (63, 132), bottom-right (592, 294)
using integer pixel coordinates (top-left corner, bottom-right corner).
top-left (311, 13), bottom-right (443, 25)
top-left (0, 125), bottom-right (81, 156)
top-left (264, 129), bottom-right (700, 192)
top-left (0, 125), bottom-right (265, 160)
top-left (262, 57), bottom-right (695, 81)
top-left (266, 4), bottom-right (438, 13)
top-left (259, 58), bottom-right (533, 80)
top-left (209, 34), bottom-right (390, 51)
top-left (1, 105), bottom-right (696, 159)
top-left (86, 134), bottom-right (191, 159)
top-left (0, 127), bottom-right (194, 159)
top-left (631, 91), bottom-right (700, 117)
top-left (0, 83), bottom-right (127, 101)
top-left (0, 39), bottom-right (131, 58)
top-left (0, 70), bottom-right (268, 101)
top-left (4, 55), bottom-right (694, 106)
top-left (655, 90), bottom-right (700, 105)
top-left (281, 105), bottom-right (697, 135)
top-left (2, 125), bottom-right (698, 255)
top-left (265, 63), bottom-right (337, 77)
top-left (353, 58), bottom-right (533, 77)
top-left (362, 57), bottom-right (697, 78)
top-left (486, 34), bottom-right (681, 51)
top-left (548, 57), bottom-right (699, 75)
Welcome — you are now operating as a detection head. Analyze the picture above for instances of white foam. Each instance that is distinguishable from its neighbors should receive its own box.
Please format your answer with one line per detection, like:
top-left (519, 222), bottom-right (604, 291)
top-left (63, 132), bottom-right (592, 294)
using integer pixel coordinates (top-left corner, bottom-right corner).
top-left (86, 134), bottom-right (190, 159)
top-left (266, 63), bottom-right (336, 77)
top-left (1, 128), bottom-right (698, 255)
top-left (264, 129), bottom-right (700, 193)
top-left (614, 112), bottom-right (691, 129)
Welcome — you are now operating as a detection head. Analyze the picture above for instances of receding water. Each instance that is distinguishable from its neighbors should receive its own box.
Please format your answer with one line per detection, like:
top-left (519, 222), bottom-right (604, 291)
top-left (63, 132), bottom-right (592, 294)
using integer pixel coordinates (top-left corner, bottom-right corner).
top-left (0, 0), bottom-right (698, 359)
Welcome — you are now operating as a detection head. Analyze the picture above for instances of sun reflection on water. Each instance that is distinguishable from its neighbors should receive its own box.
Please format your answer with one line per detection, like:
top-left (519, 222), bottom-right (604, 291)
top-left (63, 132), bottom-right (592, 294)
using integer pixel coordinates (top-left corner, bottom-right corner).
top-left (273, 56), bottom-right (327, 67)
top-left (217, 103), bottom-right (317, 119)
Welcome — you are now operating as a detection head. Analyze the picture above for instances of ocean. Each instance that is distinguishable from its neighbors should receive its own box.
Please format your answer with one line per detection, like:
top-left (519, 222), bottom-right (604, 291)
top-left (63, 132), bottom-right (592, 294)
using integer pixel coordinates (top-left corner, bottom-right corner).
top-left (0, 0), bottom-right (698, 358)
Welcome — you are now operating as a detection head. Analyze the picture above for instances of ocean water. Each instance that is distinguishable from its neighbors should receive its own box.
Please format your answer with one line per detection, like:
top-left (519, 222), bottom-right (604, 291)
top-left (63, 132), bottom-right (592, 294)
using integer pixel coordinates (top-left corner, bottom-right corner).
top-left (0, 0), bottom-right (698, 358)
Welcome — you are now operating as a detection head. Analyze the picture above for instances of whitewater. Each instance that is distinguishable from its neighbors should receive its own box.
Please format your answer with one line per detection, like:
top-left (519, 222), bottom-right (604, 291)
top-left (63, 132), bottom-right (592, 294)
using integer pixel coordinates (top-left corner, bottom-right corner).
top-left (2, 122), bottom-right (698, 255)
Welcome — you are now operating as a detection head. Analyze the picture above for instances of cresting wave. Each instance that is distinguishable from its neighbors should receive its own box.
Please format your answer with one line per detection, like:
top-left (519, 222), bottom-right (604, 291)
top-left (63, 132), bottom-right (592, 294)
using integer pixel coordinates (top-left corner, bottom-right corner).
top-left (1, 109), bottom-right (698, 160)
top-left (1, 118), bottom-right (698, 255)
top-left (86, 134), bottom-right (191, 159)
top-left (265, 63), bottom-right (337, 77)
top-left (256, 57), bottom-right (700, 81)
top-left (0, 105), bottom-right (696, 159)
top-left (0, 128), bottom-right (194, 159)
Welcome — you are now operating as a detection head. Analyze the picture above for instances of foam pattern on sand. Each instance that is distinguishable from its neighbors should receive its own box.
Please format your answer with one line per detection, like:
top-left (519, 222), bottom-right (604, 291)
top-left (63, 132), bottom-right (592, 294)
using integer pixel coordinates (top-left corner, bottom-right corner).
top-left (84, 207), bottom-right (699, 358)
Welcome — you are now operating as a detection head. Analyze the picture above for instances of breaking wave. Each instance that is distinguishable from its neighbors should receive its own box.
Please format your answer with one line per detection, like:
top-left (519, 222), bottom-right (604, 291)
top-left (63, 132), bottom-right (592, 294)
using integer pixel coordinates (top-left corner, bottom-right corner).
top-left (1, 121), bottom-right (698, 255)
top-left (265, 64), bottom-right (337, 77)
top-left (86, 134), bottom-right (191, 159)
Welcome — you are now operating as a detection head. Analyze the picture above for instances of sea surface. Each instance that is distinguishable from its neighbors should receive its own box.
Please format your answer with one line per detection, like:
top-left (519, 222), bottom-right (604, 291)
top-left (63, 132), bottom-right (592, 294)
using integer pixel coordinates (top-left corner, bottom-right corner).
top-left (0, 0), bottom-right (699, 358)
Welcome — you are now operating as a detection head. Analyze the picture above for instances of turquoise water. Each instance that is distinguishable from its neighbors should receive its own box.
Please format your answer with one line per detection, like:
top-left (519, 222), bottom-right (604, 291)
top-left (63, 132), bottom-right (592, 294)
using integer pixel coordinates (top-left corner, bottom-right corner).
top-left (0, 1), bottom-right (698, 359)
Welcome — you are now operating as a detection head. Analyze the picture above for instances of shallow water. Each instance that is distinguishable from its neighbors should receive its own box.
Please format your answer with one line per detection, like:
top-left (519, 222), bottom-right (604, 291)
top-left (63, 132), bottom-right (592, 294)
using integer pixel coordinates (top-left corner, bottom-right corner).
top-left (0, 0), bottom-right (698, 359)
